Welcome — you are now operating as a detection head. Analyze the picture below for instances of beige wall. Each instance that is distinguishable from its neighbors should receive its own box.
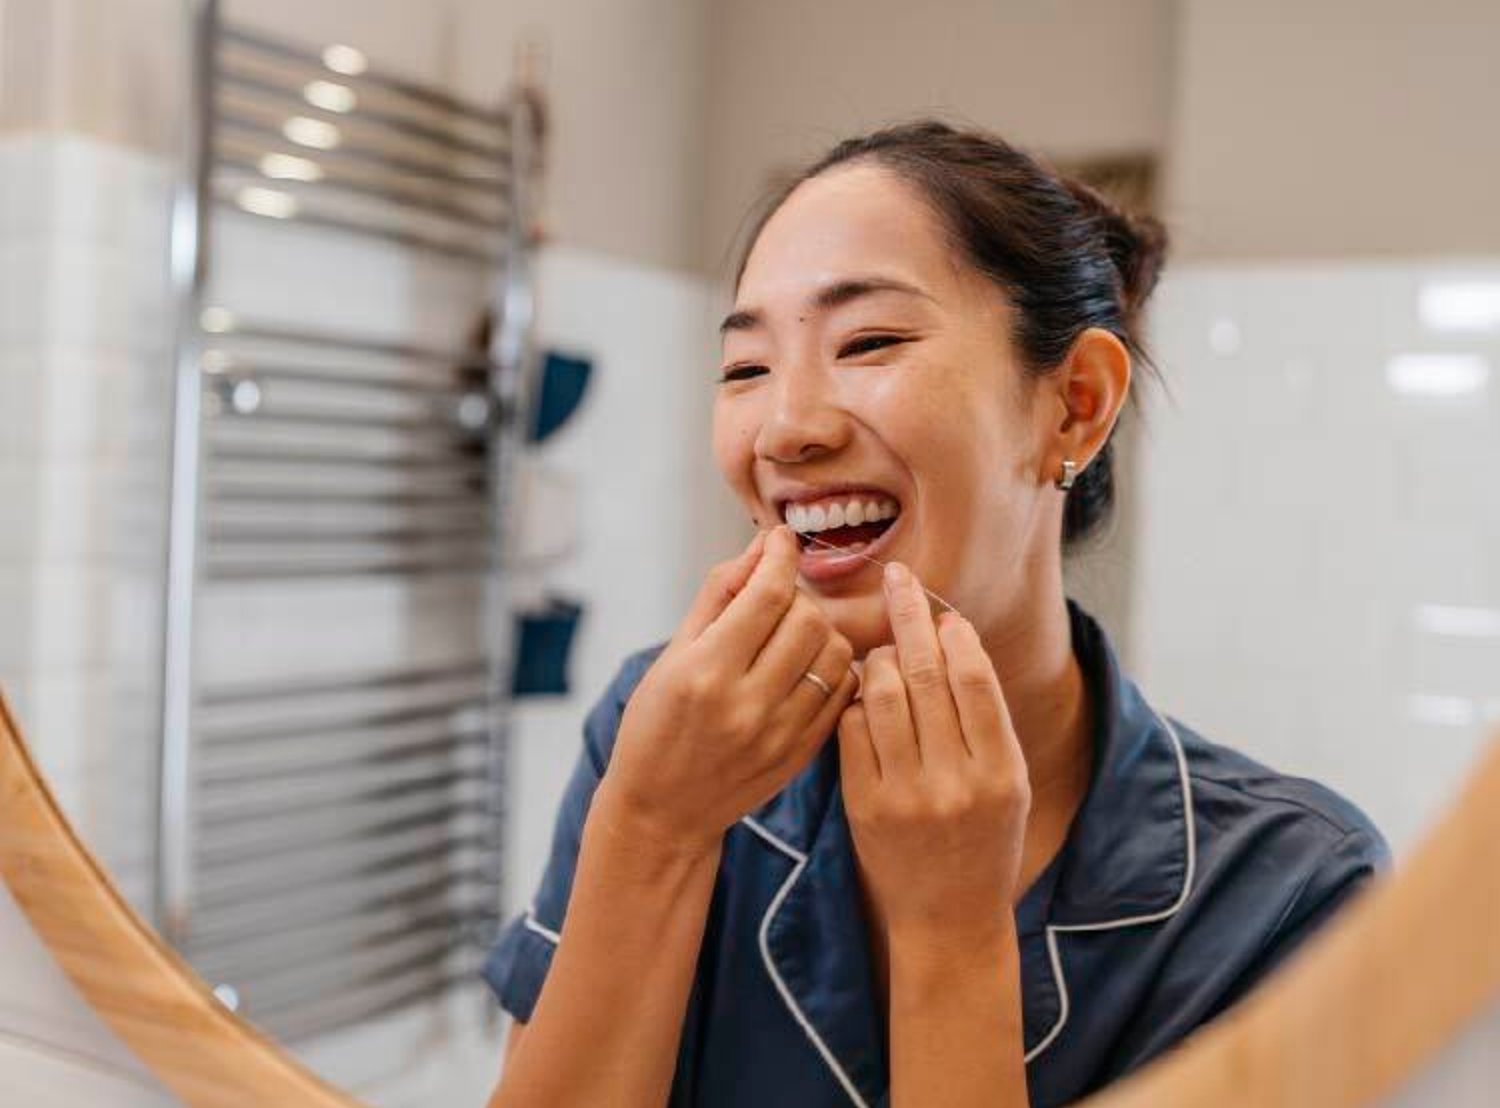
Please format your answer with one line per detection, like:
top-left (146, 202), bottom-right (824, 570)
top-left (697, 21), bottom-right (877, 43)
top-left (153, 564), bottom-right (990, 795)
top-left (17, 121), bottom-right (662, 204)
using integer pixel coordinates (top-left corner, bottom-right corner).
top-left (702, 0), bottom-right (1500, 271)
top-left (1166, 0), bottom-right (1500, 259)
top-left (700, 0), bottom-right (1177, 279)
top-left (0, 0), bottom-right (457, 153)
top-left (451, 0), bottom-right (711, 276)
top-left (0, 0), bottom-right (182, 153)
top-left (9, 0), bottom-right (1500, 276)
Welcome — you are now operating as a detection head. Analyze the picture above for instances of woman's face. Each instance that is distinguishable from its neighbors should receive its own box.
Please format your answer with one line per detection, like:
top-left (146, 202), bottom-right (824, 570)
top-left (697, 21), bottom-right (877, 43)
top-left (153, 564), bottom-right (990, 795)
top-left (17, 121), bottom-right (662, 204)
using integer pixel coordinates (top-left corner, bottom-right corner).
top-left (714, 162), bottom-right (1063, 657)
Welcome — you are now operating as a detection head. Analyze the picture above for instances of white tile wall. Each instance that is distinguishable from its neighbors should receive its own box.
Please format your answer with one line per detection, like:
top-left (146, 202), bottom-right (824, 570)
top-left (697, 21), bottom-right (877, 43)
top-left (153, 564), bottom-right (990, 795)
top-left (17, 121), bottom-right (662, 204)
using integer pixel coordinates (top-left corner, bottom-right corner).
top-left (0, 133), bottom-right (177, 1092)
top-left (1136, 260), bottom-right (1500, 857)
top-left (0, 134), bottom-right (174, 914)
top-left (500, 243), bottom-right (718, 916)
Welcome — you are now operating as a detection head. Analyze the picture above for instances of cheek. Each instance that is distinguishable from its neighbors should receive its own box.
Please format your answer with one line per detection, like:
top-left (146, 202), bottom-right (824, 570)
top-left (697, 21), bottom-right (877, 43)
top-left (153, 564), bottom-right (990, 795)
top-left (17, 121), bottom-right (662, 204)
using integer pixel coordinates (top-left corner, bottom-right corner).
top-left (899, 377), bottom-right (1023, 531)
top-left (872, 369), bottom-right (986, 483)
top-left (711, 402), bottom-right (757, 493)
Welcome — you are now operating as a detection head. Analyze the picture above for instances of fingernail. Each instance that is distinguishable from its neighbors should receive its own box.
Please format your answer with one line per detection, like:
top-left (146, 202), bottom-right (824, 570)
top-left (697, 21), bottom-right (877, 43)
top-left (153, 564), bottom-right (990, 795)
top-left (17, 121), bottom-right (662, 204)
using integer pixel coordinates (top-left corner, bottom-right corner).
top-left (884, 560), bottom-right (909, 589)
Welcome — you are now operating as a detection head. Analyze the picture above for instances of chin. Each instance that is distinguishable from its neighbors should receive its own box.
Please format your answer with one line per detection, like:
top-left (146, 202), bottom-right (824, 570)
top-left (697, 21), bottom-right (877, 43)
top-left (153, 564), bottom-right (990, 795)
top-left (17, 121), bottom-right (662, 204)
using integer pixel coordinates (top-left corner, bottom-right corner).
top-left (812, 595), bottom-right (894, 660)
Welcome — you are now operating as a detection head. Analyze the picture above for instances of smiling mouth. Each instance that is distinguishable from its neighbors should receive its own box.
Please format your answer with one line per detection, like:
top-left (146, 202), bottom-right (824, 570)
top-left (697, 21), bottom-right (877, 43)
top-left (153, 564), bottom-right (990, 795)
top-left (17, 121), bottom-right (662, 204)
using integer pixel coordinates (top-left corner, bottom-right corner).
top-left (795, 518), bottom-right (896, 552)
top-left (781, 495), bottom-right (902, 552)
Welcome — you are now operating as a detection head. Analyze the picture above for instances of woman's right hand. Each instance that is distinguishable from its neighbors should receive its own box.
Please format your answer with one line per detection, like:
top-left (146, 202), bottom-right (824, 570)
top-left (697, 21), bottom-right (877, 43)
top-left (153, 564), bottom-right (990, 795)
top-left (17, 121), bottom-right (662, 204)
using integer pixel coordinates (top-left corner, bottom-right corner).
top-left (595, 524), bottom-right (859, 853)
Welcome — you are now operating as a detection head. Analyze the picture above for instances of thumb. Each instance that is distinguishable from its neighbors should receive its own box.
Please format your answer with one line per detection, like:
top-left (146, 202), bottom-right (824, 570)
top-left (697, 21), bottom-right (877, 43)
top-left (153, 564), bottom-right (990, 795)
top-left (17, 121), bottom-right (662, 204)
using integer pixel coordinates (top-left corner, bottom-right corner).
top-left (673, 527), bottom-right (772, 645)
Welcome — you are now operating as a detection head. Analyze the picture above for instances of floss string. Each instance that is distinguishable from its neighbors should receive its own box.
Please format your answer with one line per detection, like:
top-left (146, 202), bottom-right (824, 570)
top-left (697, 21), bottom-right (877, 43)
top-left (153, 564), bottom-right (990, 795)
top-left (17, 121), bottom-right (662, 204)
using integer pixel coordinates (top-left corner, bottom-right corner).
top-left (799, 531), bottom-right (963, 617)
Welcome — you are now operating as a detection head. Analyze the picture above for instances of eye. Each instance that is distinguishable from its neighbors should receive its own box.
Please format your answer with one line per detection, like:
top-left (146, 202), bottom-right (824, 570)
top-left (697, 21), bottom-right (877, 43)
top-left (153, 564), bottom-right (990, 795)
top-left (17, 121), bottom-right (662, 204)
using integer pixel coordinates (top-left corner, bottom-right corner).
top-left (718, 364), bottom-right (767, 383)
top-left (839, 334), bottom-right (906, 357)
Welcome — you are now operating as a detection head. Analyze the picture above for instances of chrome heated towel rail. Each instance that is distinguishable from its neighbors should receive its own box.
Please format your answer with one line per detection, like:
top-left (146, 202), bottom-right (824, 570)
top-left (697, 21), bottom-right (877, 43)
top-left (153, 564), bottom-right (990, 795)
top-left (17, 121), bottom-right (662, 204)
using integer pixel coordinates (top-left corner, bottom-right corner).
top-left (158, 0), bottom-right (543, 1042)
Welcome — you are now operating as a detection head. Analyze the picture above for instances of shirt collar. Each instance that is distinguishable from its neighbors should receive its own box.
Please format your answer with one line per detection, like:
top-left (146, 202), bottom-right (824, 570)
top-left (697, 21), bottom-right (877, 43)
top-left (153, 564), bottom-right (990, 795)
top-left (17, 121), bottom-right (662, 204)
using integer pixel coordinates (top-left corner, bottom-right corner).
top-left (1044, 599), bottom-right (1193, 927)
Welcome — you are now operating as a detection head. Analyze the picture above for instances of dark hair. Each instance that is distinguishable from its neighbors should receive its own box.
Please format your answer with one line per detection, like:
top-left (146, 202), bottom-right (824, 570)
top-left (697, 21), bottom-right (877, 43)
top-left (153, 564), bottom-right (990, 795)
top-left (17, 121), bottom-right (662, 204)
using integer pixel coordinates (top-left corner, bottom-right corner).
top-left (731, 119), bottom-right (1168, 547)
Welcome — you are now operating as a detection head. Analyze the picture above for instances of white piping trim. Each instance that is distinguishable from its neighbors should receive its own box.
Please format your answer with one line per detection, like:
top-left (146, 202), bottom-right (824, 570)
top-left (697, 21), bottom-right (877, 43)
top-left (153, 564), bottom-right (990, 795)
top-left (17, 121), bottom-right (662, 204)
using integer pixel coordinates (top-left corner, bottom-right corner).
top-left (523, 902), bottom-right (562, 945)
top-left (740, 815), bottom-right (873, 1108)
top-left (1023, 711), bottom-right (1197, 1064)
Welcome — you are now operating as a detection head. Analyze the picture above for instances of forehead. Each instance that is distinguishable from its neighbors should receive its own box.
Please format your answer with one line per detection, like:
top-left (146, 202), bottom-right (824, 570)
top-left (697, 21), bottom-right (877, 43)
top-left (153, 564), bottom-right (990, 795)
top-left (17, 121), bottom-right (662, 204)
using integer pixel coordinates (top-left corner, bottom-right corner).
top-left (735, 163), bottom-right (964, 308)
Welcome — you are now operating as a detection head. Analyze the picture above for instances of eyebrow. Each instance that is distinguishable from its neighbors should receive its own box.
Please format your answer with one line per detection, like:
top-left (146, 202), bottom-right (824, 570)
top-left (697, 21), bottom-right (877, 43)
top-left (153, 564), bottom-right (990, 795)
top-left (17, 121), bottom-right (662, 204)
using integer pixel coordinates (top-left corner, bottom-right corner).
top-left (718, 275), bottom-right (936, 336)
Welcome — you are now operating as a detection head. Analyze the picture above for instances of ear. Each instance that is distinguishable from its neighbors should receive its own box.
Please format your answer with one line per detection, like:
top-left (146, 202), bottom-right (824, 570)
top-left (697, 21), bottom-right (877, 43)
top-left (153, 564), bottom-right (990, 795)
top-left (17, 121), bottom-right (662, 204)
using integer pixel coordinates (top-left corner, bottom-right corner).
top-left (1043, 326), bottom-right (1131, 484)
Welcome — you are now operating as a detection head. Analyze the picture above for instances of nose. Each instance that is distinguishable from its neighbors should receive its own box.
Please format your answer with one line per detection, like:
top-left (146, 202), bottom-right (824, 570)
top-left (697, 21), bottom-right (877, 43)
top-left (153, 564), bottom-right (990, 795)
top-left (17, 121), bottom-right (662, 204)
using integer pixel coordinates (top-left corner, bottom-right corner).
top-left (754, 360), bottom-right (852, 465)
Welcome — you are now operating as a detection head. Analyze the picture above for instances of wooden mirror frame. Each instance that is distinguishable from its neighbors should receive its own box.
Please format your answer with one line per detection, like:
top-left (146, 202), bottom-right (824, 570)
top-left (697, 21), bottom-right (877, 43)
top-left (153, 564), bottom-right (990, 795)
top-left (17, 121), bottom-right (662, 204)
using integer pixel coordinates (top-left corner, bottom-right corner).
top-left (2, 687), bottom-right (1497, 1107)
top-left (0, 693), bottom-right (359, 1107)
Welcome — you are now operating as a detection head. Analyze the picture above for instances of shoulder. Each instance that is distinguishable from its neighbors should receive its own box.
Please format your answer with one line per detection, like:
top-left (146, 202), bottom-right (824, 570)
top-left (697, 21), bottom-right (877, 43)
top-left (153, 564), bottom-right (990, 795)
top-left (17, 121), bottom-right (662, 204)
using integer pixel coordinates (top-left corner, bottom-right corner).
top-left (579, 639), bottom-right (671, 772)
top-left (1160, 713), bottom-right (1393, 987)
top-left (1152, 718), bottom-right (1396, 1035)
top-left (1074, 712), bottom-right (1394, 1079)
top-left (1171, 715), bottom-right (1392, 872)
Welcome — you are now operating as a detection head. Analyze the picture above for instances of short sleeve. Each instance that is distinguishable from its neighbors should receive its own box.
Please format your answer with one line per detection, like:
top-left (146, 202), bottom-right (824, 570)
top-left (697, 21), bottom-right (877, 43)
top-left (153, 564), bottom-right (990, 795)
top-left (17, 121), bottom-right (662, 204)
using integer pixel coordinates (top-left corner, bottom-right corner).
top-left (1208, 825), bottom-right (1392, 1018)
top-left (480, 643), bottom-right (666, 1022)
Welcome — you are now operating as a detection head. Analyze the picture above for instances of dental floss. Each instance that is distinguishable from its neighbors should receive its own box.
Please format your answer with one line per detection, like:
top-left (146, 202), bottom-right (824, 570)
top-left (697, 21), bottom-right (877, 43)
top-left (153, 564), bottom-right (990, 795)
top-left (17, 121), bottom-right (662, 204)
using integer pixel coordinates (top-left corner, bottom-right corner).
top-left (799, 531), bottom-right (963, 618)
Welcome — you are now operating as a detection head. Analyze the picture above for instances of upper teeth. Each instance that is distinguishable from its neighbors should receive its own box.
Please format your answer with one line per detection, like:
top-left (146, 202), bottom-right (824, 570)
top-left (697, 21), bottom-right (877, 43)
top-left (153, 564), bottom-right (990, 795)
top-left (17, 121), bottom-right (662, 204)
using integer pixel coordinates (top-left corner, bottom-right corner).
top-left (784, 496), bottom-right (900, 534)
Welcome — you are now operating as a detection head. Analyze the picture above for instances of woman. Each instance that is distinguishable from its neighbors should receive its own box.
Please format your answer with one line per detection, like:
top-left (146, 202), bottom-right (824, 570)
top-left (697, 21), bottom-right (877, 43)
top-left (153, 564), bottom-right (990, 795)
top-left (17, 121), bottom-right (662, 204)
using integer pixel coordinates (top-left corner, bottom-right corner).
top-left (481, 120), bottom-right (1390, 1107)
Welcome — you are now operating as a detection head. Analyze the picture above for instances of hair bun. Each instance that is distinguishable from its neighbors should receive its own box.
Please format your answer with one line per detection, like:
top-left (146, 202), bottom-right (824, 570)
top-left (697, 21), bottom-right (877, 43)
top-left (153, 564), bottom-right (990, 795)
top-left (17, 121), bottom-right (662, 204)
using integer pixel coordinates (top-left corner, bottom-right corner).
top-left (1061, 178), bottom-right (1169, 324)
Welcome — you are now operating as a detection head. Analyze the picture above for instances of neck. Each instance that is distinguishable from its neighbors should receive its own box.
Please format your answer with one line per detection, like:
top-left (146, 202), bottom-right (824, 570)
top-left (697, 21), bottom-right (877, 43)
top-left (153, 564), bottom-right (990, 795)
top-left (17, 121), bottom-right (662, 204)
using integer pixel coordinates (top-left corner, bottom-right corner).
top-left (976, 586), bottom-right (1095, 834)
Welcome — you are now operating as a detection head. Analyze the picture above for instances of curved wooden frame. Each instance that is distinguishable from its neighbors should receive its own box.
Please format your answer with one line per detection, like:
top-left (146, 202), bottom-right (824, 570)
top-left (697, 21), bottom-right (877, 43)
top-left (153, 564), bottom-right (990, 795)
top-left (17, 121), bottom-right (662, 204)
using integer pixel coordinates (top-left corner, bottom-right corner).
top-left (0, 693), bottom-right (361, 1107)
top-left (2, 685), bottom-right (1497, 1106)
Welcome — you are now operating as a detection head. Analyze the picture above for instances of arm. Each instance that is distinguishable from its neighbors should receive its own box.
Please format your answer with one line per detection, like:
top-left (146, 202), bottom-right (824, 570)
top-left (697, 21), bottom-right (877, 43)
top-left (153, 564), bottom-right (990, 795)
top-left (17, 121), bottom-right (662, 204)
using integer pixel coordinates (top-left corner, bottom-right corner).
top-left (487, 784), bottom-right (722, 1107)
top-left (838, 561), bottom-right (1033, 1107)
top-left (887, 919), bottom-right (1029, 1105)
top-left (487, 525), bottom-right (857, 1105)
top-left (502, 1020), bottom-right (524, 1071)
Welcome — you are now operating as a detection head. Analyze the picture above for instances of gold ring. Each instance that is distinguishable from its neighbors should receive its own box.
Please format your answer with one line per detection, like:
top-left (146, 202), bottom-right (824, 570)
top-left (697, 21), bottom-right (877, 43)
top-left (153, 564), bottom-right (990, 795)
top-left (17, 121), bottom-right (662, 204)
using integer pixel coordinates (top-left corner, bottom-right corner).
top-left (800, 669), bottom-right (833, 696)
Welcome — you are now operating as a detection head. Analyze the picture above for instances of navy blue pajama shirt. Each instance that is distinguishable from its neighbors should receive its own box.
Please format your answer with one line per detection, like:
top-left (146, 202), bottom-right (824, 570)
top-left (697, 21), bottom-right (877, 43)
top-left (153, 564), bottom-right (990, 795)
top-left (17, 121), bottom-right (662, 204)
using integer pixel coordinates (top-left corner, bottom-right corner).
top-left (482, 601), bottom-right (1391, 1106)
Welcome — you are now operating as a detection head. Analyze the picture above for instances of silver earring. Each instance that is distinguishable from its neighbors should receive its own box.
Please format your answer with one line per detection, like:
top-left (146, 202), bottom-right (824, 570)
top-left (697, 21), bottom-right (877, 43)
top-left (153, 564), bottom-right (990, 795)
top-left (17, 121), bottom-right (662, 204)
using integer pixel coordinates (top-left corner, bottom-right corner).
top-left (1056, 459), bottom-right (1080, 491)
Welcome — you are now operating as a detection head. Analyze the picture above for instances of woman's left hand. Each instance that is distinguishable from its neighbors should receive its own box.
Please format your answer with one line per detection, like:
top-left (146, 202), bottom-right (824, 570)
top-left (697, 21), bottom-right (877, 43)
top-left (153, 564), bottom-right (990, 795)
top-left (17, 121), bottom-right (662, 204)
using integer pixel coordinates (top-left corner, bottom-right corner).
top-left (838, 560), bottom-right (1031, 941)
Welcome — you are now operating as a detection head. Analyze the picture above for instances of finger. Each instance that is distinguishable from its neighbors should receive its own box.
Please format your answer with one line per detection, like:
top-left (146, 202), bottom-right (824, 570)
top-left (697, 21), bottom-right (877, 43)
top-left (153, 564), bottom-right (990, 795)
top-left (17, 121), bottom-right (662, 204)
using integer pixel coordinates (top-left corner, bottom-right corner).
top-left (767, 663), bottom-right (860, 792)
top-left (837, 701), bottom-right (882, 789)
top-left (883, 561), bottom-right (968, 766)
top-left (859, 645), bottom-right (920, 778)
top-left (764, 625), bottom-right (853, 724)
top-left (698, 525), bottom-right (801, 669)
top-left (674, 528), bottom-right (768, 645)
top-left (936, 611), bottom-right (1020, 770)
top-left (802, 662), bottom-right (860, 748)
top-left (747, 590), bottom-right (833, 703)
